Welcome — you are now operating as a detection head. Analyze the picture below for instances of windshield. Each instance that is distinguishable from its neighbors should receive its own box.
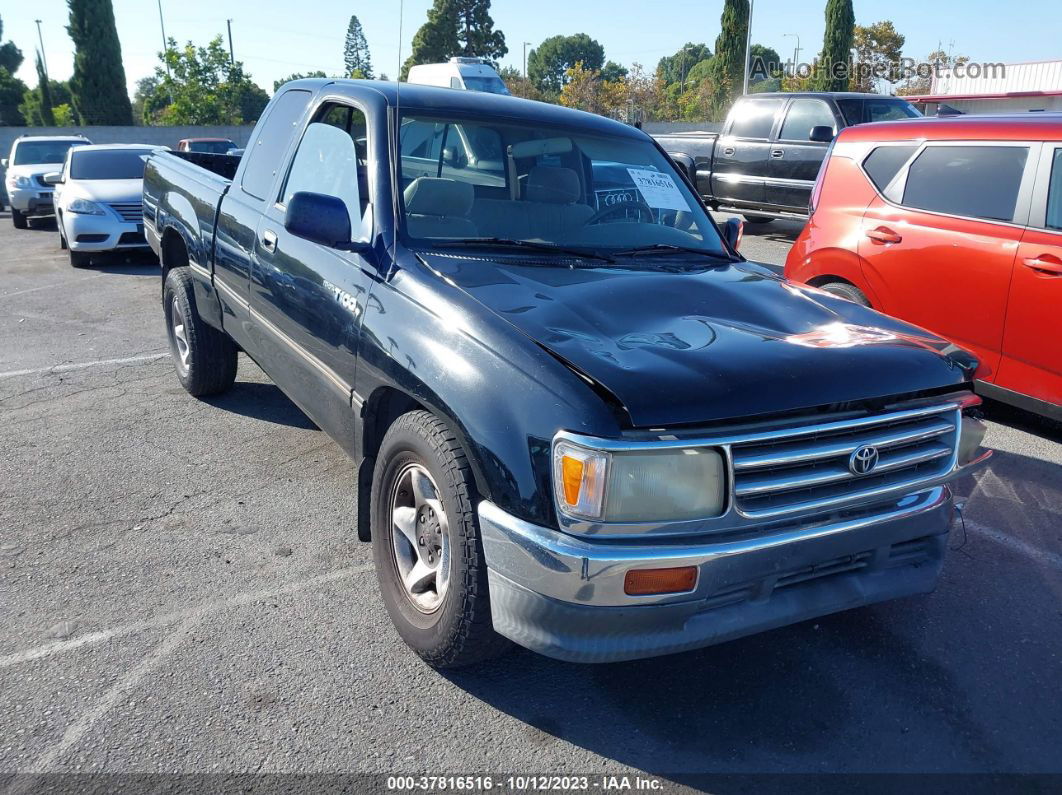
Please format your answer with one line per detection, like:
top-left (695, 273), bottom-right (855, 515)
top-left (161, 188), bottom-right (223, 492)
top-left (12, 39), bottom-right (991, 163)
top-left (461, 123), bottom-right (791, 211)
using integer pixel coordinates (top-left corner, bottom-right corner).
top-left (70, 149), bottom-right (149, 180)
top-left (462, 76), bottom-right (510, 95)
top-left (398, 113), bottom-right (727, 258)
top-left (186, 140), bottom-right (236, 154)
top-left (837, 98), bottom-right (922, 126)
top-left (13, 140), bottom-right (83, 166)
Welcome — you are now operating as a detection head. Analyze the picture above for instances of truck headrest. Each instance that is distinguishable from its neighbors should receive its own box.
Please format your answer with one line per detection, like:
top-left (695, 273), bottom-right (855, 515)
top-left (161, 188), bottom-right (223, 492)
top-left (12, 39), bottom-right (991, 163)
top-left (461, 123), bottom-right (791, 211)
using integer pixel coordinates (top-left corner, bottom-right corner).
top-left (404, 177), bottom-right (475, 217)
top-left (526, 166), bottom-right (580, 204)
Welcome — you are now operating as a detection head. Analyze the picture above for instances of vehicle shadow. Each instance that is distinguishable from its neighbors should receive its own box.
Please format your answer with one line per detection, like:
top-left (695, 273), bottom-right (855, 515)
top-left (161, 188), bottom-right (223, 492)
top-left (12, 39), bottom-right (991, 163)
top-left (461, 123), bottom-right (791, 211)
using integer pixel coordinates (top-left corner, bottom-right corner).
top-left (202, 380), bottom-right (318, 431)
top-left (91, 250), bottom-right (160, 276)
top-left (746, 218), bottom-right (805, 245)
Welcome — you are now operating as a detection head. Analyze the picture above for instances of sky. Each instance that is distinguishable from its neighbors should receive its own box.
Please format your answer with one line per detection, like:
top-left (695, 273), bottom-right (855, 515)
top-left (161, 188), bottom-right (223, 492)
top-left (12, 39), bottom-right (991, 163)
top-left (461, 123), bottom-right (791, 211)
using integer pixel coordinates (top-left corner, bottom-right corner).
top-left (5, 0), bottom-right (1061, 99)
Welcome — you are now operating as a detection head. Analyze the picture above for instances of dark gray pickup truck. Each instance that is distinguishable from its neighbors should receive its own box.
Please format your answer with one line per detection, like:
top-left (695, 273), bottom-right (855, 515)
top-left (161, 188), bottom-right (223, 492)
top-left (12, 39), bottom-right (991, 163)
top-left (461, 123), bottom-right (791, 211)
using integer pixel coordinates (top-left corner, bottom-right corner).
top-left (656, 92), bottom-right (922, 223)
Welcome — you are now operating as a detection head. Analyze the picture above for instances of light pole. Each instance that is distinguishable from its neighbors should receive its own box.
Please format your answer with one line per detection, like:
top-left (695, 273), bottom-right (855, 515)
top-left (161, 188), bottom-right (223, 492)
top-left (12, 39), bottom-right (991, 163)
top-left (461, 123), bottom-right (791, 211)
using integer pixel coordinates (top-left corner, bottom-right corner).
top-left (226, 19), bottom-right (235, 64)
top-left (523, 42), bottom-right (531, 78)
top-left (34, 19), bottom-right (48, 79)
top-left (742, 0), bottom-right (755, 95)
top-left (157, 0), bottom-right (170, 77)
top-left (783, 33), bottom-right (801, 77)
top-left (678, 43), bottom-right (695, 92)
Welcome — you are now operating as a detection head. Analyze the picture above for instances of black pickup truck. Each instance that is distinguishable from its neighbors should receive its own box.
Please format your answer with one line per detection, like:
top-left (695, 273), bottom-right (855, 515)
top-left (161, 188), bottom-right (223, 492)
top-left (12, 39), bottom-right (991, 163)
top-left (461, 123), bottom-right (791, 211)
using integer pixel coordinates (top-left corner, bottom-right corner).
top-left (656, 92), bottom-right (922, 223)
top-left (143, 80), bottom-right (988, 667)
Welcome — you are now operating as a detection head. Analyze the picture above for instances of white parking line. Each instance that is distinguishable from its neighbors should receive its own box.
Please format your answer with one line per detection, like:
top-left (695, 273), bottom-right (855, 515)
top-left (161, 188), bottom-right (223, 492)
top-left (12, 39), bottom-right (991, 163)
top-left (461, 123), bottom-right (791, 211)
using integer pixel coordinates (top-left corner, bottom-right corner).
top-left (0, 565), bottom-right (373, 669)
top-left (0, 352), bottom-right (168, 380)
top-left (13, 618), bottom-right (199, 784)
top-left (0, 273), bottom-right (104, 300)
top-left (964, 518), bottom-right (1062, 572)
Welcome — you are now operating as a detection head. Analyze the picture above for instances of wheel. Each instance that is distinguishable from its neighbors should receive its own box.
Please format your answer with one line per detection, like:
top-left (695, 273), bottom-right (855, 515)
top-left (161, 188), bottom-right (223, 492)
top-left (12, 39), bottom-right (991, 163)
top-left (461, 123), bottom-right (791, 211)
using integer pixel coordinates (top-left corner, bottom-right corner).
top-left (11, 208), bottom-right (27, 229)
top-left (58, 215), bottom-right (68, 249)
top-left (819, 281), bottom-right (871, 307)
top-left (163, 267), bottom-right (238, 396)
top-left (371, 410), bottom-right (511, 668)
top-left (69, 250), bottom-right (91, 268)
top-left (742, 214), bottom-right (773, 225)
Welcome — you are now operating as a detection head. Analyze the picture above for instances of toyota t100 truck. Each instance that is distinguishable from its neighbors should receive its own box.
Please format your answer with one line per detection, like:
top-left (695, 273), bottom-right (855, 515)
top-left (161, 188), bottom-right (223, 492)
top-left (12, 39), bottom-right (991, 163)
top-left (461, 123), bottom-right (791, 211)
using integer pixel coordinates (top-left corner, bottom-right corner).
top-left (142, 79), bottom-right (988, 666)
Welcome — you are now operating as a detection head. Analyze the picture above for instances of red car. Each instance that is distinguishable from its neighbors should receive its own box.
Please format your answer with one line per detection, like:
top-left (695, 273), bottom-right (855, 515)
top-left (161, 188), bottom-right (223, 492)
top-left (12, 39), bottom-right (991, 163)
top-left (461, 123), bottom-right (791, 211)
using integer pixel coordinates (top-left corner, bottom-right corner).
top-left (785, 114), bottom-right (1062, 419)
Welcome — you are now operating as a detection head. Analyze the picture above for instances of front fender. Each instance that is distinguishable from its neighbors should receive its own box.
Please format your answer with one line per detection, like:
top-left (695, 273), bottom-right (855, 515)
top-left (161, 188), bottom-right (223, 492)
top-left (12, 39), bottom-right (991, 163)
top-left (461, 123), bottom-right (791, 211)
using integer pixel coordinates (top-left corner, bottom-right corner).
top-left (355, 262), bottom-right (621, 529)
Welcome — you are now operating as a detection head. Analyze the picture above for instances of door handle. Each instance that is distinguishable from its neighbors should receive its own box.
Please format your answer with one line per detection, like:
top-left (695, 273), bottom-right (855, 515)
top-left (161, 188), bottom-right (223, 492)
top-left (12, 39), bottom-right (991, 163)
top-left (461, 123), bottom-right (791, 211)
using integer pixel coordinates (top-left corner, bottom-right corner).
top-left (722, 146), bottom-right (736, 157)
top-left (1023, 254), bottom-right (1062, 275)
top-left (865, 227), bottom-right (902, 245)
top-left (770, 149), bottom-right (784, 158)
top-left (261, 229), bottom-right (277, 253)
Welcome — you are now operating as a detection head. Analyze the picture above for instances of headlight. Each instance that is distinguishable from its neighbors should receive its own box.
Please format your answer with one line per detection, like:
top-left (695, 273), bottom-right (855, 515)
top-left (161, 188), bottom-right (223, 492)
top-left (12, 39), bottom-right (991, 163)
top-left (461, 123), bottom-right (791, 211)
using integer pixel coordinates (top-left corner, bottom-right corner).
top-left (13, 175), bottom-right (32, 189)
top-left (553, 438), bottom-right (726, 523)
top-left (67, 198), bottom-right (106, 216)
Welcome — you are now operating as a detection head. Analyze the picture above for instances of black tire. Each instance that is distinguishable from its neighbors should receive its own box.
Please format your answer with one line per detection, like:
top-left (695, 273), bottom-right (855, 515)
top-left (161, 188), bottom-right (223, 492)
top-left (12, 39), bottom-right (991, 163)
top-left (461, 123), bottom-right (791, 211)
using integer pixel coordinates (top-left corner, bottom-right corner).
top-left (163, 267), bottom-right (238, 396)
top-left (819, 281), bottom-right (871, 307)
top-left (69, 250), bottom-right (91, 268)
top-left (371, 410), bottom-right (511, 668)
top-left (742, 214), bottom-right (773, 225)
top-left (11, 209), bottom-right (27, 229)
top-left (58, 215), bottom-right (68, 249)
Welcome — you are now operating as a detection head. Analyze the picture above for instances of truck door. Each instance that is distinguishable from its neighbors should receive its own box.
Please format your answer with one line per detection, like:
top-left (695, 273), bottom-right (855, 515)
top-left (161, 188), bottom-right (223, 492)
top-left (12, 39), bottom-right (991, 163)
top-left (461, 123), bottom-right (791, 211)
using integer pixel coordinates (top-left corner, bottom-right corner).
top-left (248, 101), bottom-right (378, 457)
top-left (214, 88), bottom-right (312, 353)
top-left (769, 97), bottom-right (838, 212)
top-left (710, 96), bottom-right (783, 210)
top-left (998, 143), bottom-right (1062, 407)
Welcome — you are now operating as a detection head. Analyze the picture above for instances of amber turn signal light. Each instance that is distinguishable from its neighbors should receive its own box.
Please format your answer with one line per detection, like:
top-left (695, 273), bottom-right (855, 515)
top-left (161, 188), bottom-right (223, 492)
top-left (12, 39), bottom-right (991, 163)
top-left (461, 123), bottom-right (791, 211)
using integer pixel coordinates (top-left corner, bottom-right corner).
top-left (624, 566), bottom-right (697, 596)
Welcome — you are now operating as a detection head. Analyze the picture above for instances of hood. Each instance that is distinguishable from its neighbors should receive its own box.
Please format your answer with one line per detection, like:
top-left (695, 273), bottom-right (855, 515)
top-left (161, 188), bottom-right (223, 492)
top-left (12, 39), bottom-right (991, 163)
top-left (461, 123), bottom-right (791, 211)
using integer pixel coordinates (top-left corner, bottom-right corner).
top-left (64, 178), bottom-right (143, 204)
top-left (418, 252), bottom-right (974, 427)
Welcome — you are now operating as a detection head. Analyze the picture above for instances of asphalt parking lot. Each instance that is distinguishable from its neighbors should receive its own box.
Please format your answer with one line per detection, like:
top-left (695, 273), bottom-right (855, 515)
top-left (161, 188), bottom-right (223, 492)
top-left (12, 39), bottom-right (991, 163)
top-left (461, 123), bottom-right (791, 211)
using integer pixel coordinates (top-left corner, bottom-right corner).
top-left (1, 211), bottom-right (1060, 790)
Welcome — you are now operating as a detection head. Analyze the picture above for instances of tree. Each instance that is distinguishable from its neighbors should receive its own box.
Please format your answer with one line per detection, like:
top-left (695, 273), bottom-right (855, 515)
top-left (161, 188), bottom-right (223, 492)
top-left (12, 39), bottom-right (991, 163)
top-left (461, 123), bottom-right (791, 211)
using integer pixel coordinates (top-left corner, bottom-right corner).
top-left (849, 21), bottom-right (904, 93)
top-left (601, 61), bottom-right (628, 83)
top-left (499, 65), bottom-right (544, 101)
top-left (749, 44), bottom-right (782, 84)
top-left (132, 76), bottom-right (166, 125)
top-left (274, 71), bottom-right (327, 92)
top-left (0, 14), bottom-right (24, 74)
top-left (343, 15), bottom-right (373, 78)
top-left (897, 49), bottom-right (969, 96)
top-left (145, 36), bottom-right (269, 125)
top-left (656, 43), bottom-right (711, 87)
top-left (20, 59), bottom-right (72, 126)
top-left (454, 0), bottom-right (506, 63)
top-left (67, 0), bottom-right (134, 124)
top-left (33, 53), bottom-right (55, 126)
top-left (813, 0), bottom-right (855, 91)
top-left (0, 13), bottom-right (27, 126)
top-left (708, 0), bottom-right (748, 115)
top-left (527, 34), bottom-right (605, 96)
top-left (402, 0), bottom-right (460, 79)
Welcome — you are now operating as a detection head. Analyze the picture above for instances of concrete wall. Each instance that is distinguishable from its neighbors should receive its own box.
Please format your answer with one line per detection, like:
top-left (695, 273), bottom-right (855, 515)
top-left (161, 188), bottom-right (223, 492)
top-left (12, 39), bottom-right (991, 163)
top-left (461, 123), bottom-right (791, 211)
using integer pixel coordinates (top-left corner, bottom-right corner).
top-left (1, 126), bottom-right (255, 203)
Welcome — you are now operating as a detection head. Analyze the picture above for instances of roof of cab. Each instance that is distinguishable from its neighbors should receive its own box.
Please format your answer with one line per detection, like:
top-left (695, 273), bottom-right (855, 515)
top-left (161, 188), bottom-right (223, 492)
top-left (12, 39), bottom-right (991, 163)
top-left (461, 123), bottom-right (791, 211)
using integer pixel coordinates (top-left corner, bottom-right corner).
top-left (283, 78), bottom-right (647, 140)
top-left (840, 112), bottom-right (1062, 143)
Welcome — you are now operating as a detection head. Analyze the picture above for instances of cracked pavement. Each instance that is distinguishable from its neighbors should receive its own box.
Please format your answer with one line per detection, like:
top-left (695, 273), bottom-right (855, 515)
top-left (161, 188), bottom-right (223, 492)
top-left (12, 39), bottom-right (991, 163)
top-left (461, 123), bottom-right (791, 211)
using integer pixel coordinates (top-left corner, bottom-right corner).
top-left (0, 211), bottom-right (1060, 789)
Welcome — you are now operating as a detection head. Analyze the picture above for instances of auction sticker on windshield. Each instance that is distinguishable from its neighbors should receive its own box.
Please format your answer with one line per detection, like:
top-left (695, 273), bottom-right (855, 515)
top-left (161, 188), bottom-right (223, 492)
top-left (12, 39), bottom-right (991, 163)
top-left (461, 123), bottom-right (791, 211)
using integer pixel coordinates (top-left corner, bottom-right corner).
top-left (626, 167), bottom-right (688, 211)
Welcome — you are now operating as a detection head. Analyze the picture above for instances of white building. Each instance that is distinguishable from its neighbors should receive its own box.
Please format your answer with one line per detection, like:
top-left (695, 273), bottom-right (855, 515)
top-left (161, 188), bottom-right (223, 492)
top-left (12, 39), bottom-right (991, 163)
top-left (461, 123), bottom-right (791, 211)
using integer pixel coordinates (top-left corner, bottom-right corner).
top-left (907, 59), bottom-right (1062, 115)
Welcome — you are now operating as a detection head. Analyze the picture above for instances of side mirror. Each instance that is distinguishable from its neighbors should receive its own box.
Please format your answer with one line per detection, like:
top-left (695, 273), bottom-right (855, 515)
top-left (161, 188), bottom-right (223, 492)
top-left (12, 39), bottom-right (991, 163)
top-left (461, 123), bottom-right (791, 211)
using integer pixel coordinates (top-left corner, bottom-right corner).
top-left (1, 158), bottom-right (7, 168)
top-left (442, 146), bottom-right (466, 169)
top-left (809, 125), bottom-right (835, 143)
top-left (722, 216), bottom-right (743, 251)
top-left (285, 191), bottom-right (372, 254)
top-left (43, 172), bottom-right (63, 185)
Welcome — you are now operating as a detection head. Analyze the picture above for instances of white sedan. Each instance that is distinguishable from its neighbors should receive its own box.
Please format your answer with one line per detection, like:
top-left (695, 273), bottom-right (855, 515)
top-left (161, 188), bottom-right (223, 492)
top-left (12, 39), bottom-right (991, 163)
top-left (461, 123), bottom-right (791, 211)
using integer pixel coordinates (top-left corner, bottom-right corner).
top-left (46, 144), bottom-right (162, 268)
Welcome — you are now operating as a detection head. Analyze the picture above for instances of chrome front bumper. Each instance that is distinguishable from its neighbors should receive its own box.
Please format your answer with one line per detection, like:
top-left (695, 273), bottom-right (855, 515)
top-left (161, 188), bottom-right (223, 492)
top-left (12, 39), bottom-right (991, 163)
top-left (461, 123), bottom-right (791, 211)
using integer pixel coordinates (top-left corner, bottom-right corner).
top-left (479, 487), bottom-right (957, 663)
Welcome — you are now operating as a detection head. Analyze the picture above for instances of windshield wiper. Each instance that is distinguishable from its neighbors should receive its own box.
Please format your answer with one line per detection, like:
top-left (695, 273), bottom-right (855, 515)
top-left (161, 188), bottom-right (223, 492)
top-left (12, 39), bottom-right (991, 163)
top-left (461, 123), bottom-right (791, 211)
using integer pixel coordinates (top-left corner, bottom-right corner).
top-left (429, 237), bottom-right (615, 263)
top-left (611, 243), bottom-right (737, 262)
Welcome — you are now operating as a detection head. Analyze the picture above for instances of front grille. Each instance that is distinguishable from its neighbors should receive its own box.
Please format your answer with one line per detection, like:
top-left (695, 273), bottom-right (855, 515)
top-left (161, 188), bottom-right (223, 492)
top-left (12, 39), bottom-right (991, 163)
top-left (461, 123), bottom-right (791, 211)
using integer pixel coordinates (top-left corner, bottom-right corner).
top-left (730, 405), bottom-right (959, 520)
top-left (108, 202), bottom-right (143, 223)
top-left (117, 231), bottom-right (146, 246)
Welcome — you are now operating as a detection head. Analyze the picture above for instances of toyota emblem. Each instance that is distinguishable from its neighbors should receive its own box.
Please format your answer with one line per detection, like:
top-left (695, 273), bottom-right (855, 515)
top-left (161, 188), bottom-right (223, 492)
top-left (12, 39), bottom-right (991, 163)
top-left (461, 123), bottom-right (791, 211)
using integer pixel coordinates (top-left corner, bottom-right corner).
top-left (849, 445), bottom-right (880, 476)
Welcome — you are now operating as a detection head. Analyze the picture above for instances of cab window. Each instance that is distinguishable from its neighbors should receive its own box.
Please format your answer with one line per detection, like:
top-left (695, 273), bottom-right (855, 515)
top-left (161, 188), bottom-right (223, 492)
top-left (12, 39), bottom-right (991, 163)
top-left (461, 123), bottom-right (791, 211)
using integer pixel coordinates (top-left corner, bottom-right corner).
top-left (727, 98), bottom-right (783, 139)
top-left (779, 99), bottom-right (836, 142)
top-left (281, 102), bottom-right (370, 233)
top-left (1046, 149), bottom-right (1062, 231)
